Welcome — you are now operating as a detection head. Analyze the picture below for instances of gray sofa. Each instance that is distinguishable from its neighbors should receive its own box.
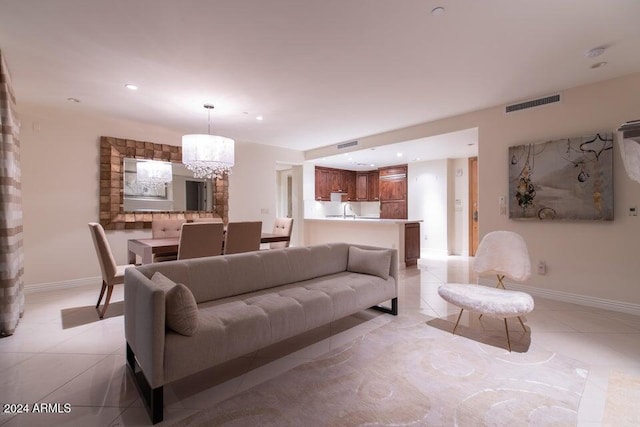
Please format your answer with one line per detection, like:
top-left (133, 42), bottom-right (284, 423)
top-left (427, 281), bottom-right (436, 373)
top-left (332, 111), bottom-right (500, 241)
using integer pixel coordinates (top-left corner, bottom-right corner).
top-left (124, 242), bottom-right (398, 423)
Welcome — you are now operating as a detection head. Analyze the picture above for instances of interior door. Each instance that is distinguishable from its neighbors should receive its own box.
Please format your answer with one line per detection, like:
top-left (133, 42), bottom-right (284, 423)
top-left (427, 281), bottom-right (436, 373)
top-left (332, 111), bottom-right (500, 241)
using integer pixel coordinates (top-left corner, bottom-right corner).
top-left (468, 157), bottom-right (479, 255)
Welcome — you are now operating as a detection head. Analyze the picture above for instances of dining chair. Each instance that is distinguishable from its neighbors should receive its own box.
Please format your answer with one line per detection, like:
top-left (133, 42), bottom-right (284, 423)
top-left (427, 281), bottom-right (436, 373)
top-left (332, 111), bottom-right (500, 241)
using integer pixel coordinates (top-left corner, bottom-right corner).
top-left (224, 221), bottom-right (262, 254)
top-left (177, 222), bottom-right (225, 260)
top-left (152, 219), bottom-right (186, 262)
top-left (269, 217), bottom-right (294, 249)
top-left (191, 217), bottom-right (224, 223)
top-left (88, 222), bottom-right (135, 319)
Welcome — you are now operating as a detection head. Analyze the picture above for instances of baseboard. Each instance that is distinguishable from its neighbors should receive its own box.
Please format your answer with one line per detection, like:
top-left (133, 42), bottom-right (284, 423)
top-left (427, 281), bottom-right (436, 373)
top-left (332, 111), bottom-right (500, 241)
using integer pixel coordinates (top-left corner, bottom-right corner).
top-left (25, 276), bottom-right (101, 294)
top-left (478, 278), bottom-right (640, 316)
top-left (422, 248), bottom-right (449, 258)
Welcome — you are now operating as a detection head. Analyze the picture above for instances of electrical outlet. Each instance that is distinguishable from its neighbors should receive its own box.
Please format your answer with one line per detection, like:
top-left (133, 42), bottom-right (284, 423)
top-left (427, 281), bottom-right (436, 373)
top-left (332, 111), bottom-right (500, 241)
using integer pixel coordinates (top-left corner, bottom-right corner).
top-left (537, 261), bottom-right (547, 275)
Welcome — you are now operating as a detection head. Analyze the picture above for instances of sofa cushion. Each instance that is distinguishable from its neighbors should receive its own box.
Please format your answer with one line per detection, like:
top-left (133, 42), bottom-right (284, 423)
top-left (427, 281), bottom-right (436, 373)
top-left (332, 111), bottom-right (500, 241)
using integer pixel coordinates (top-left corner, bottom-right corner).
top-left (347, 246), bottom-right (392, 280)
top-left (151, 272), bottom-right (199, 336)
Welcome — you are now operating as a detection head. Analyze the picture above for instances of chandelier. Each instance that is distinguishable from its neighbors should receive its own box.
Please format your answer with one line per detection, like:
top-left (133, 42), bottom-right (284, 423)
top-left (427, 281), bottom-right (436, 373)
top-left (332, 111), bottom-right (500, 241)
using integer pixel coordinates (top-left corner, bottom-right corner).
top-left (136, 160), bottom-right (172, 190)
top-left (182, 104), bottom-right (235, 179)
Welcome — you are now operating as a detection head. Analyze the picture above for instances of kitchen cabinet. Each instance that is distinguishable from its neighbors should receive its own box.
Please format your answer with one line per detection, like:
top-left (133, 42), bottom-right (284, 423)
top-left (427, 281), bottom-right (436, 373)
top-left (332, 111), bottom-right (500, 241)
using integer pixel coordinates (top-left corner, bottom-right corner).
top-left (379, 165), bottom-right (407, 219)
top-left (315, 166), bottom-right (356, 200)
top-left (404, 222), bottom-right (420, 266)
top-left (343, 170), bottom-right (356, 201)
top-left (356, 171), bottom-right (379, 201)
top-left (356, 173), bottom-right (368, 200)
top-left (367, 171), bottom-right (379, 201)
top-left (315, 167), bottom-right (331, 201)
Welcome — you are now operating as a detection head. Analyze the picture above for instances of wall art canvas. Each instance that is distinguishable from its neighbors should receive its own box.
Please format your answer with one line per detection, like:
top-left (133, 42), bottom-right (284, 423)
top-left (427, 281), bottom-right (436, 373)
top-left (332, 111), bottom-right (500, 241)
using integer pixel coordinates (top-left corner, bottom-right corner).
top-left (509, 132), bottom-right (613, 220)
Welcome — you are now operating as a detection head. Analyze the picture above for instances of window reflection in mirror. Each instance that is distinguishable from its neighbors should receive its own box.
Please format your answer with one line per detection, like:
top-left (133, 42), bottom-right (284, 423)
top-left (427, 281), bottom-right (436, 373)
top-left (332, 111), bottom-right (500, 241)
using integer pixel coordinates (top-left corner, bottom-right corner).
top-left (123, 158), bottom-right (213, 212)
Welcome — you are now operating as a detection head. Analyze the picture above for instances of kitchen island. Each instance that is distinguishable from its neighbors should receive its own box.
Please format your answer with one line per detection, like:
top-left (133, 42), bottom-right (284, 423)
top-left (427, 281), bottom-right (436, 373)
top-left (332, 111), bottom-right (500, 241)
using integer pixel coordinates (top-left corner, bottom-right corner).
top-left (303, 217), bottom-right (422, 268)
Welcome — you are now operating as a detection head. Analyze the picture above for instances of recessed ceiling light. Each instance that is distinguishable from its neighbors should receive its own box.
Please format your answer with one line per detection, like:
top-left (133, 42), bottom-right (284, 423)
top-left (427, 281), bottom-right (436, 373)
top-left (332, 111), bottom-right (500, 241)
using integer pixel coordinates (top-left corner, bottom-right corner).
top-left (431, 6), bottom-right (445, 16)
top-left (256, 116), bottom-right (263, 121)
top-left (370, 163), bottom-right (375, 167)
top-left (396, 152), bottom-right (403, 157)
top-left (125, 84), bottom-right (138, 90)
top-left (67, 97), bottom-right (80, 103)
top-left (584, 47), bottom-right (605, 58)
top-left (591, 61), bottom-right (608, 69)
top-left (413, 157), bottom-right (421, 161)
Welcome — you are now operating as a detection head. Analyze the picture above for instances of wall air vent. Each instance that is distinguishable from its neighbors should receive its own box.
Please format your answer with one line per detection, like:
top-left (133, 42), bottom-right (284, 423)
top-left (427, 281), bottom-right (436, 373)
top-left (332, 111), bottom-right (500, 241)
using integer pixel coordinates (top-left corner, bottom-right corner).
top-left (337, 140), bottom-right (358, 149)
top-left (505, 94), bottom-right (561, 114)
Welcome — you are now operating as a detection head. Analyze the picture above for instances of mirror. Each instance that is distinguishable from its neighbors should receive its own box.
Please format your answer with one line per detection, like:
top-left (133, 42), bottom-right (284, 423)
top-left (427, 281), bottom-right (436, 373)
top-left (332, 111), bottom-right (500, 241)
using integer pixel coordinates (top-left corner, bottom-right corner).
top-left (99, 136), bottom-right (228, 230)
top-left (123, 158), bottom-right (213, 212)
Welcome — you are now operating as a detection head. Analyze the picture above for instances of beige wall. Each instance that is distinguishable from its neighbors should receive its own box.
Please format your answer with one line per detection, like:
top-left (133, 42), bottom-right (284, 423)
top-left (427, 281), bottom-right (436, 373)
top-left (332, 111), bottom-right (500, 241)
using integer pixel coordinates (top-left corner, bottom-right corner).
top-left (307, 73), bottom-right (640, 307)
top-left (19, 103), bottom-right (303, 287)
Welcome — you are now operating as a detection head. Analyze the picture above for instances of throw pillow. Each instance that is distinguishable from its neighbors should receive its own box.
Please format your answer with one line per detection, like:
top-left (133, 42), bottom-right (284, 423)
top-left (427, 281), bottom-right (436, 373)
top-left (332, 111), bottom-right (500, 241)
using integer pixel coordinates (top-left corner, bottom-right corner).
top-left (347, 246), bottom-right (392, 280)
top-left (151, 272), bottom-right (199, 336)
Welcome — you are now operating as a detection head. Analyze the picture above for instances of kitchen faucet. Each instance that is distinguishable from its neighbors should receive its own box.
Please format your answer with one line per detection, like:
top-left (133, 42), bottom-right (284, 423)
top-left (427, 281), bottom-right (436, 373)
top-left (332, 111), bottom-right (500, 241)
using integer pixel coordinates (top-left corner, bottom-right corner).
top-left (343, 202), bottom-right (355, 219)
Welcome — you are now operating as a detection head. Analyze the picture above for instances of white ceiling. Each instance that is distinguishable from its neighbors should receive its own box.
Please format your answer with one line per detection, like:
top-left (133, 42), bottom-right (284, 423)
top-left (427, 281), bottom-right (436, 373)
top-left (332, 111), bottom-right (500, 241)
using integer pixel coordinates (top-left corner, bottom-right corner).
top-left (1, 0), bottom-right (639, 153)
top-left (313, 127), bottom-right (478, 171)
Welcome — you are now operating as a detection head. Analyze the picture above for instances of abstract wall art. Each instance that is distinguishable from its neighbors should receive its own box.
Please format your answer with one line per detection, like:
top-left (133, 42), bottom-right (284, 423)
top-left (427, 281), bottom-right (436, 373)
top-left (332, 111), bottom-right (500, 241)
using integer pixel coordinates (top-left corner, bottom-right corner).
top-left (508, 132), bottom-right (614, 220)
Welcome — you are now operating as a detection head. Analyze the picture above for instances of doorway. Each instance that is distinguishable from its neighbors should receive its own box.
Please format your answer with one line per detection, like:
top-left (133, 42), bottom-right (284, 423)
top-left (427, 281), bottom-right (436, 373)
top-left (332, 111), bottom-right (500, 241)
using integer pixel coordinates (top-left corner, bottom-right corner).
top-left (468, 156), bottom-right (479, 255)
top-left (186, 180), bottom-right (206, 211)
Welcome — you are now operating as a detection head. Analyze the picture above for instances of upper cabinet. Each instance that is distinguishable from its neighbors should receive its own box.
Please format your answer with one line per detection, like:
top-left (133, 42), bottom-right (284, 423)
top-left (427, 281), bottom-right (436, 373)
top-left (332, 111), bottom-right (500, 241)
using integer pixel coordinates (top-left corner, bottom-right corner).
top-left (356, 171), bottom-right (380, 201)
top-left (315, 166), bottom-right (389, 204)
top-left (315, 166), bottom-right (356, 201)
top-left (367, 170), bottom-right (379, 201)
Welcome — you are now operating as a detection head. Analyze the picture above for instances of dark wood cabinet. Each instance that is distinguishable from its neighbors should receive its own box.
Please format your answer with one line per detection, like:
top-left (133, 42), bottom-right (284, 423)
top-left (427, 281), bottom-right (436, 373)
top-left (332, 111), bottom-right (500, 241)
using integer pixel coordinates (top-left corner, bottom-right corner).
top-left (356, 173), bottom-right (368, 200)
top-left (315, 166), bottom-right (356, 200)
top-left (343, 171), bottom-right (356, 201)
top-left (367, 171), bottom-right (379, 201)
top-left (315, 167), bottom-right (331, 201)
top-left (379, 165), bottom-right (407, 219)
top-left (356, 171), bottom-right (379, 201)
top-left (404, 222), bottom-right (420, 266)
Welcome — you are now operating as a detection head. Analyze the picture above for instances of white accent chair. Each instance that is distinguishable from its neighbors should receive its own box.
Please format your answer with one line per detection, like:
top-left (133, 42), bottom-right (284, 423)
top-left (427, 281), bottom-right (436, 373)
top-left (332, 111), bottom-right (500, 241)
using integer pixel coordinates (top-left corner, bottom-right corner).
top-left (438, 230), bottom-right (534, 351)
top-left (88, 222), bottom-right (135, 318)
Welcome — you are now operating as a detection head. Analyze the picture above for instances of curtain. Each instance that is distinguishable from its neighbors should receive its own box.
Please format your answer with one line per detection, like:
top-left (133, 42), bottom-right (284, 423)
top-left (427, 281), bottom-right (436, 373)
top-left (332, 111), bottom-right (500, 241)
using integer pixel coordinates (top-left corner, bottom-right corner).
top-left (0, 49), bottom-right (24, 336)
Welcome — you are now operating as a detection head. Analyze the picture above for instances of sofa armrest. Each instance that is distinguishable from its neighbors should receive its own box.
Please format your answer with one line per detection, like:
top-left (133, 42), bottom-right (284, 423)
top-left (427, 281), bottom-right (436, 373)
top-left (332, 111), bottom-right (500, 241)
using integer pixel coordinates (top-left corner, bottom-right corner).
top-left (124, 268), bottom-right (167, 388)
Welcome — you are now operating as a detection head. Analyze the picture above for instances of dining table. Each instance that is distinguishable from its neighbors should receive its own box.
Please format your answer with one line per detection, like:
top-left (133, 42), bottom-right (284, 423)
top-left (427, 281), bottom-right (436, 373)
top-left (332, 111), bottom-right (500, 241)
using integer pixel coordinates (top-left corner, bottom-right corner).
top-left (128, 233), bottom-right (291, 264)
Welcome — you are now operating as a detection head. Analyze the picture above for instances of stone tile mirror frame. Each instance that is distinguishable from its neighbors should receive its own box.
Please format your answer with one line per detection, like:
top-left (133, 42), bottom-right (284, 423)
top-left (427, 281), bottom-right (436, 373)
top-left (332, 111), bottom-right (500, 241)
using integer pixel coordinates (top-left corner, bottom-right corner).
top-left (99, 136), bottom-right (228, 230)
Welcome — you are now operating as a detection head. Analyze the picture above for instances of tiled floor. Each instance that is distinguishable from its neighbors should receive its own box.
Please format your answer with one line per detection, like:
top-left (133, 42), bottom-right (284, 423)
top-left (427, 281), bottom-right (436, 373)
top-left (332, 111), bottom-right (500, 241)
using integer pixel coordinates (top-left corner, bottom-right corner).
top-left (1, 256), bottom-right (639, 426)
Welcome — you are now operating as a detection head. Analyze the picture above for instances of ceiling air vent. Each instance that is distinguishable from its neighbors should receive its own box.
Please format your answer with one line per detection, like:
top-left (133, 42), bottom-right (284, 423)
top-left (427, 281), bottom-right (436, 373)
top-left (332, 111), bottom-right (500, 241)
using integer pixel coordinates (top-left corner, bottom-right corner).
top-left (505, 94), bottom-right (561, 114)
top-left (337, 140), bottom-right (358, 149)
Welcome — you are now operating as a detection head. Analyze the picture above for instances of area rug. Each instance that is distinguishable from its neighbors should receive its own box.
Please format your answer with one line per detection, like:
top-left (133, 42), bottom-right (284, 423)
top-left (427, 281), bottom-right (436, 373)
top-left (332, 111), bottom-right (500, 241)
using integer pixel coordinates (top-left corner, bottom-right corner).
top-left (173, 315), bottom-right (588, 426)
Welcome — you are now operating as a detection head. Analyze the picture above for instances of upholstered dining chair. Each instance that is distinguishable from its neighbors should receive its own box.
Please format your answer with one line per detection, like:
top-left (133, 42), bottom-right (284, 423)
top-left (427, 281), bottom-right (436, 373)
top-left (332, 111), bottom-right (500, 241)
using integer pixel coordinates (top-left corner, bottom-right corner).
top-left (191, 217), bottom-right (224, 223)
top-left (88, 222), bottom-right (135, 319)
top-left (151, 219), bottom-right (186, 262)
top-left (177, 222), bottom-right (224, 260)
top-left (224, 221), bottom-right (262, 254)
top-left (269, 217), bottom-right (294, 249)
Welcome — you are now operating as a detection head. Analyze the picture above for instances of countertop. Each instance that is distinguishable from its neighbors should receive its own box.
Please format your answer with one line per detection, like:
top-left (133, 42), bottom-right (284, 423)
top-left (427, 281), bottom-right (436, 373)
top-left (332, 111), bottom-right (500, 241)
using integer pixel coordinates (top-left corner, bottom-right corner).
top-left (305, 217), bottom-right (422, 224)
